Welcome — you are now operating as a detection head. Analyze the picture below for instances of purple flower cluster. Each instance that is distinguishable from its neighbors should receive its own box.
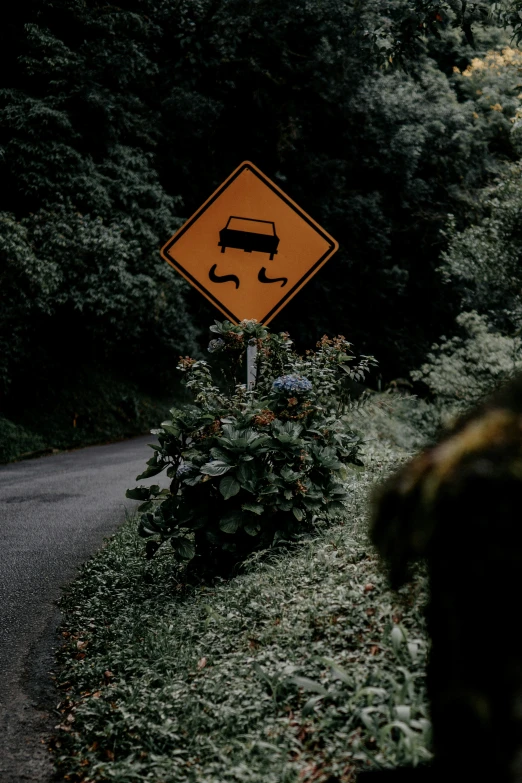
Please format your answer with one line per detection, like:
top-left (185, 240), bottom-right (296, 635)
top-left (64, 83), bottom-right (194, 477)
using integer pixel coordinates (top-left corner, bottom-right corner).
top-left (207, 338), bottom-right (225, 353)
top-left (176, 463), bottom-right (194, 478)
top-left (272, 374), bottom-right (313, 394)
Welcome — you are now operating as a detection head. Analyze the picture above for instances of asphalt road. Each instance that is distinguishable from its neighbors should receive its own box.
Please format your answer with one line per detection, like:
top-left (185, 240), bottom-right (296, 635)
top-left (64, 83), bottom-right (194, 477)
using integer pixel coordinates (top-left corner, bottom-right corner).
top-left (0, 435), bottom-right (164, 783)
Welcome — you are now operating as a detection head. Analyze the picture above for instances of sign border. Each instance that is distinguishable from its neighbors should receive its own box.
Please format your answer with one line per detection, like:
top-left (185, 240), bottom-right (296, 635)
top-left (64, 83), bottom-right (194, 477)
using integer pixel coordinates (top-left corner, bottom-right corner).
top-left (160, 160), bottom-right (339, 325)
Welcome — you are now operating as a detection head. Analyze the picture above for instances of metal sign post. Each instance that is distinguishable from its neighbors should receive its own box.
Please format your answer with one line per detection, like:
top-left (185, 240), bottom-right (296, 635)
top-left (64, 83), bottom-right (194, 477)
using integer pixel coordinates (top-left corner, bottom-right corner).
top-left (246, 343), bottom-right (257, 389)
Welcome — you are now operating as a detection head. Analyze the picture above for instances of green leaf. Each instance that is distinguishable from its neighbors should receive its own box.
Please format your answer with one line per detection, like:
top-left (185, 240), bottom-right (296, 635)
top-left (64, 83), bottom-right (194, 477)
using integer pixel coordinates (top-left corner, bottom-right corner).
top-left (125, 486), bottom-right (151, 501)
top-left (292, 676), bottom-right (327, 695)
top-left (221, 424), bottom-right (241, 440)
top-left (201, 460), bottom-right (233, 476)
top-left (135, 465), bottom-right (166, 480)
top-left (242, 503), bottom-right (264, 515)
top-left (277, 501), bottom-right (293, 512)
top-left (137, 501), bottom-right (153, 513)
top-left (219, 512), bottom-right (242, 533)
top-left (161, 421), bottom-right (181, 436)
top-left (138, 513), bottom-right (162, 537)
top-left (171, 536), bottom-right (195, 560)
top-left (391, 624), bottom-right (407, 652)
top-left (321, 657), bottom-right (352, 685)
top-left (302, 695), bottom-right (324, 717)
top-left (219, 475), bottom-right (240, 499)
top-left (138, 524), bottom-right (156, 538)
top-left (244, 523), bottom-right (261, 536)
top-left (258, 485), bottom-right (279, 495)
top-left (292, 507), bottom-right (304, 521)
top-left (210, 446), bottom-right (231, 461)
top-left (183, 474), bottom-right (202, 486)
top-left (274, 432), bottom-right (302, 445)
top-left (277, 421), bottom-right (303, 437)
top-left (302, 497), bottom-right (322, 509)
top-left (237, 462), bottom-right (256, 486)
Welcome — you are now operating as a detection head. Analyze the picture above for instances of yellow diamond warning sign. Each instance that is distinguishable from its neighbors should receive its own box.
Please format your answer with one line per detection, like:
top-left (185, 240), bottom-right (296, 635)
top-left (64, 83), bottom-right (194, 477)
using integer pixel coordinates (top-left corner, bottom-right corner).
top-left (160, 161), bottom-right (339, 325)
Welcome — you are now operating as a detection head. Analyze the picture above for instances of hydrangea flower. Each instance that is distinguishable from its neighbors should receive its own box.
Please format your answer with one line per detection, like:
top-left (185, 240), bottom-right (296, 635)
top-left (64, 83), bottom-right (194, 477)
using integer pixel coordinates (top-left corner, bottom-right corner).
top-left (207, 338), bottom-right (225, 353)
top-left (272, 374), bottom-right (313, 394)
top-left (176, 463), bottom-right (195, 478)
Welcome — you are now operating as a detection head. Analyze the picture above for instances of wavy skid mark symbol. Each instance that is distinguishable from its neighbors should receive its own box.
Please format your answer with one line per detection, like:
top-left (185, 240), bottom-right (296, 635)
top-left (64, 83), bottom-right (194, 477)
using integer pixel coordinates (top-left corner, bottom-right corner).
top-left (258, 267), bottom-right (288, 287)
top-left (209, 264), bottom-right (240, 289)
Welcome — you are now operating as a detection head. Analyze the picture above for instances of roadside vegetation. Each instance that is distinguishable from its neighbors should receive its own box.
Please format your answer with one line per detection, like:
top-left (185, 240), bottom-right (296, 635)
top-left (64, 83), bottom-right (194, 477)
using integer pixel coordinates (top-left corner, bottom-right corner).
top-left (0, 373), bottom-right (176, 464)
top-left (126, 320), bottom-right (377, 571)
top-left (53, 393), bottom-right (433, 782)
top-left (52, 287), bottom-right (521, 779)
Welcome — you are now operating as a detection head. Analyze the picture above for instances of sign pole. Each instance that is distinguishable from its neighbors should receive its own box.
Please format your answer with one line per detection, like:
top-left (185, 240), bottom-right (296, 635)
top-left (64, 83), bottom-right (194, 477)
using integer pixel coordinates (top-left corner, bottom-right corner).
top-left (247, 343), bottom-right (257, 389)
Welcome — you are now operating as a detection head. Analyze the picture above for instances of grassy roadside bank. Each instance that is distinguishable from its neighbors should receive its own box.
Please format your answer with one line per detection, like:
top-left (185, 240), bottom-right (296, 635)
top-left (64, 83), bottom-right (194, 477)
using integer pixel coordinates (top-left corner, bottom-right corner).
top-left (52, 408), bottom-right (433, 783)
top-left (0, 372), bottom-right (179, 464)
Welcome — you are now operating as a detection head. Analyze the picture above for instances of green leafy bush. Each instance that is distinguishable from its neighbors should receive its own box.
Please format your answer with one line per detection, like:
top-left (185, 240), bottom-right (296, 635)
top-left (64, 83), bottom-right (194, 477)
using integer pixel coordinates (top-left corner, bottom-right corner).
top-left (410, 311), bottom-right (522, 426)
top-left (126, 320), bottom-right (376, 570)
top-left (349, 389), bottom-right (442, 455)
top-left (0, 416), bottom-right (47, 463)
top-left (409, 160), bottom-right (522, 420)
top-left (438, 162), bottom-right (522, 333)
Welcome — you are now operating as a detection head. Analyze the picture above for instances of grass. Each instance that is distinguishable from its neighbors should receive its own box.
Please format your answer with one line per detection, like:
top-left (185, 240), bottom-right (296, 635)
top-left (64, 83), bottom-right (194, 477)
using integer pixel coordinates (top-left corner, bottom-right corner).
top-left (52, 399), bottom-right (433, 783)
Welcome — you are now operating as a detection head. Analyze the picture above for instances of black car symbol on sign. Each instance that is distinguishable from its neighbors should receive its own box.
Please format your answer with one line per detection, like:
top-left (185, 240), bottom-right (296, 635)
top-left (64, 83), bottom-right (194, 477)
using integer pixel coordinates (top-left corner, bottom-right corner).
top-left (218, 216), bottom-right (280, 260)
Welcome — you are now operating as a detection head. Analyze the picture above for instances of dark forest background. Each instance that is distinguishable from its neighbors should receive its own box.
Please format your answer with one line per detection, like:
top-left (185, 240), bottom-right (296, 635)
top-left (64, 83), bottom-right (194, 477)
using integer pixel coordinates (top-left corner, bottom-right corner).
top-left (3, 0), bottom-right (522, 460)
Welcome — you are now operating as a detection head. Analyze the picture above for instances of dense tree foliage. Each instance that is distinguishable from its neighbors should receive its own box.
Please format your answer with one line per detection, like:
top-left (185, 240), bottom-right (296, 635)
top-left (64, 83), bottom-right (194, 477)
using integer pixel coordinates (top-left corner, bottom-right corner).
top-left (0, 0), bottom-right (198, 408)
top-left (412, 157), bottom-right (522, 415)
top-left (2, 0), bottom-right (522, 451)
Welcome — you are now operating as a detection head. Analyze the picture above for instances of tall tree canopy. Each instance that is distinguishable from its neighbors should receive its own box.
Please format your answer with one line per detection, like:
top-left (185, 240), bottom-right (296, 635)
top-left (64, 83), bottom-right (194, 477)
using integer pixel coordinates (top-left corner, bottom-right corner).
top-left (1, 0), bottom-right (521, 417)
